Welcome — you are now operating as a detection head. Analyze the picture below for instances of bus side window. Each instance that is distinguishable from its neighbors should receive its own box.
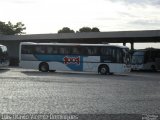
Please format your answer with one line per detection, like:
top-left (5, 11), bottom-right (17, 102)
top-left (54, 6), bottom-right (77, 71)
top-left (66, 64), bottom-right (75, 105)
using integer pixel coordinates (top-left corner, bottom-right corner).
top-left (83, 47), bottom-right (97, 56)
top-left (22, 45), bottom-right (34, 54)
top-left (101, 47), bottom-right (112, 56)
top-left (100, 47), bottom-right (112, 62)
top-left (47, 46), bottom-right (53, 54)
top-left (35, 46), bottom-right (46, 54)
top-left (101, 47), bottom-right (110, 56)
top-left (111, 48), bottom-right (117, 62)
top-left (59, 47), bottom-right (65, 55)
top-left (52, 46), bottom-right (58, 54)
top-left (72, 47), bottom-right (80, 55)
top-left (64, 47), bottom-right (71, 55)
top-left (117, 48), bottom-right (123, 63)
top-left (89, 47), bottom-right (98, 56)
top-left (87, 48), bottom-right (92, 55)
top-left (82, 47), bottom-right (88, 56)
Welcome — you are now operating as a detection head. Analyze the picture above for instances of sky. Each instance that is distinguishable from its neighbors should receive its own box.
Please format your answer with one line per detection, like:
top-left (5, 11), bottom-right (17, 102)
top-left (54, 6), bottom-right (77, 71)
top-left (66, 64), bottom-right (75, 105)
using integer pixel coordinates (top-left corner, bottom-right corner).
top-left (0, 0), bottom-right (160, 49)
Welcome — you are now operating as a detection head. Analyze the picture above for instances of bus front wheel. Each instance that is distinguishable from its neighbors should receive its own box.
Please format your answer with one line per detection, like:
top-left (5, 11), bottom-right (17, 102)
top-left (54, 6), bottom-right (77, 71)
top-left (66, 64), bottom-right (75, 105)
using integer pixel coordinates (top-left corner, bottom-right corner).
top-left (98, 65), bottom-right (109, 75)
top-left (39, 62), bottom-right (49, 72)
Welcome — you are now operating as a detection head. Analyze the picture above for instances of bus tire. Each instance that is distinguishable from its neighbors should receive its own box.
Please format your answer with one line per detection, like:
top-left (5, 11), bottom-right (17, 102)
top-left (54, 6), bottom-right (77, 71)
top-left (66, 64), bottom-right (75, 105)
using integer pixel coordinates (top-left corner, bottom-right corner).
top-left (98, 65), bottom-right (109, 75)
top-left (49, 70), bottom-right (56, 72)
top-left (151, 65), bottom-right (156, 72)
top-left (39, 62), bottom-right (49, 72)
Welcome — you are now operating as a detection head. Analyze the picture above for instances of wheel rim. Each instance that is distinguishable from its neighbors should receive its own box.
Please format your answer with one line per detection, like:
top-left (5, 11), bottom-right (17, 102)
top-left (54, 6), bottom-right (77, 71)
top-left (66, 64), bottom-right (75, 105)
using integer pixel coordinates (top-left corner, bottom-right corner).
top-left (40, 63), bottom-right (48, 72)
top-left (101, 67), bottom-right (107, 74)
top-left (41, 65), bottom-right (47, 71)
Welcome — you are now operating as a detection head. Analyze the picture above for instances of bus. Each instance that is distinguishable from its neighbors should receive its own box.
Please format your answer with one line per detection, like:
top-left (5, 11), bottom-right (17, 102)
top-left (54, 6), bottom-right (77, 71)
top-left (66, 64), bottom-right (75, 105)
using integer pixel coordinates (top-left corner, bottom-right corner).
top-left (0, 44), bottom-right (9, 67)
top-left (19, 42), bottom-right (131, 74)
top-left (131, 48), bottom-right (160, 71)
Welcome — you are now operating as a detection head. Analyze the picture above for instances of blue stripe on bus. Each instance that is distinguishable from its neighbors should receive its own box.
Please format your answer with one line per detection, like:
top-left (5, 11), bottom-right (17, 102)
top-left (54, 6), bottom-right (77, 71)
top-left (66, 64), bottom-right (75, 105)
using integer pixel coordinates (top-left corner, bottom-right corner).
top-left (34, 54), bottom-right (83, 71)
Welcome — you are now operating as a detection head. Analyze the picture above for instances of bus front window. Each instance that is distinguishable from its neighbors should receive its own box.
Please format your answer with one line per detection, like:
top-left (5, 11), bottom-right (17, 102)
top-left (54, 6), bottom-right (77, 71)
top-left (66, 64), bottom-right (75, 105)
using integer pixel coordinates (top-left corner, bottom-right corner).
top-left (123, 48), bottom-right (131, 64)
top-left (131, 51), bottom-right (144, 65)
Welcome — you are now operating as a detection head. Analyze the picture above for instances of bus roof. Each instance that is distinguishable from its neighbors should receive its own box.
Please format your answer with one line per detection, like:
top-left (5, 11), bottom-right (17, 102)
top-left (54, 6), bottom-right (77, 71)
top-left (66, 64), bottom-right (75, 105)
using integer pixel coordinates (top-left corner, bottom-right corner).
top-left (134, 48), bottom-right (160, 52)
top-left (20, 42), bottom-right (128, 49)
top-left (0, 44), bottom-right (6, 47)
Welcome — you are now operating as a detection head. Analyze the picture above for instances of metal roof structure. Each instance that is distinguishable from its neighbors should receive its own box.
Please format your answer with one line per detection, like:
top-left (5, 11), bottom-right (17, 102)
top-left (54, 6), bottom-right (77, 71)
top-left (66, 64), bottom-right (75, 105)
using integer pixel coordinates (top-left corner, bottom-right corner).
top-left (0, 30), bottom-right (160, 43)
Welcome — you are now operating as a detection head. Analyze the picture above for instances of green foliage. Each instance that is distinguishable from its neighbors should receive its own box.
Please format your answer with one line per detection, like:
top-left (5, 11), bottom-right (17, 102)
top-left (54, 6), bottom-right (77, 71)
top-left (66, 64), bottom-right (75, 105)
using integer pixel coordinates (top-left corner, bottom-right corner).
top-left (78, 27), bottom-right (100, 32)
top-left (91, 27), bottom-right (100, 32)
top-left (58, 27), bottom-right (100, 33)
top-left (58, 27), bottom-right (75, 33)
top-left (0, 21), bottom-right (26, 35)
top-left (79, 27), bottom-right (92, 32)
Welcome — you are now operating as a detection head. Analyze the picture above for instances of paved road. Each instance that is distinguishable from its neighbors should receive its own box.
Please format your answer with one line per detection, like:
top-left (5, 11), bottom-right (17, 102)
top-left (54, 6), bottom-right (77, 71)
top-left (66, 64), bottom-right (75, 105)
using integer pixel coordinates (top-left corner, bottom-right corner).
top-left (0, 67), bottom-right (160, 115)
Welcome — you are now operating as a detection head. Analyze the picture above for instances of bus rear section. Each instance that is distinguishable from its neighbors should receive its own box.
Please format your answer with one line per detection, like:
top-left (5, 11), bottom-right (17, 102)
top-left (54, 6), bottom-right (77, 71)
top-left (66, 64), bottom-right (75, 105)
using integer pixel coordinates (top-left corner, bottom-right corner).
top-left (0, 45), bottom-right (9, 67)
top-left (19, 42), bottom-right (131, 74)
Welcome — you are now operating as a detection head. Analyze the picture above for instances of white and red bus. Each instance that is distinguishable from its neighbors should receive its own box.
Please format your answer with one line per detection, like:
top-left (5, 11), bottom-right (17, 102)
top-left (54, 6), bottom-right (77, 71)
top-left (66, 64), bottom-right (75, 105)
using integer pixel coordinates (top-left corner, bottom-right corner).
top-left (19, 42), bottom-right (131, 74)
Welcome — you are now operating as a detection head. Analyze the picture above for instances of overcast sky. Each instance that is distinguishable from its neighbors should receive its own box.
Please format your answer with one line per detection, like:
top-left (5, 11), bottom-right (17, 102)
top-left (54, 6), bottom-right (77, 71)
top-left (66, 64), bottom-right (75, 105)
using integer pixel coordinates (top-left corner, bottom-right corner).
top-left (0, 0), bottom-right (160, 48)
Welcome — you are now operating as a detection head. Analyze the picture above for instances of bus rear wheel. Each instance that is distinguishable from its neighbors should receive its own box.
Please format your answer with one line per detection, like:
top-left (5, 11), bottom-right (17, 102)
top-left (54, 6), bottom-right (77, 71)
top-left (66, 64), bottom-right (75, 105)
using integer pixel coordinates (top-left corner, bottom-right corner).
top-left (151, 65), bottom-right (156, 72)
top-left (98, 65), bottom-right (109, 75)
top-left (39, 62), bottom-right (49, 72)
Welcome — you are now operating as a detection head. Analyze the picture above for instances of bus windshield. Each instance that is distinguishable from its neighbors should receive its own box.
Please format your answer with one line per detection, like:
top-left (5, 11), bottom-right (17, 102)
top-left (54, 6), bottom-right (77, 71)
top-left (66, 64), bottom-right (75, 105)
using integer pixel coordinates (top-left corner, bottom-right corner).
top-left (123, 48), bottom-right (131, 64)
top-left (131, 49), bottom-right (160, 71)
top-left (132, 51), bottom-right (144, 64)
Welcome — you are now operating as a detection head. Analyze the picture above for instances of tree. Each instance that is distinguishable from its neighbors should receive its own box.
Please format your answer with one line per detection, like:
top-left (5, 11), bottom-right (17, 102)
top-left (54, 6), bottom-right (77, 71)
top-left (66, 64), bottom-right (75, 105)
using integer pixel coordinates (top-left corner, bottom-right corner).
top-left (78, 27), bottom-right (92, 32)
top-left (78, 27), bottom-right (100, 32)
top-left (91, 27), bottom-right (100, 32)
top-left (0, 21), bottom-right (26, 35)
top-left (58, 27), bottom-right (75, 33)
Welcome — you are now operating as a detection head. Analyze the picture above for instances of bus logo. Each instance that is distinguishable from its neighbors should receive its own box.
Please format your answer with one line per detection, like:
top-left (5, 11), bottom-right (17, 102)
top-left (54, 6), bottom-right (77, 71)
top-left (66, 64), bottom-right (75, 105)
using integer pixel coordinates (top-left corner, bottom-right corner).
top-left (64, 56), bottom-right (80, 65)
